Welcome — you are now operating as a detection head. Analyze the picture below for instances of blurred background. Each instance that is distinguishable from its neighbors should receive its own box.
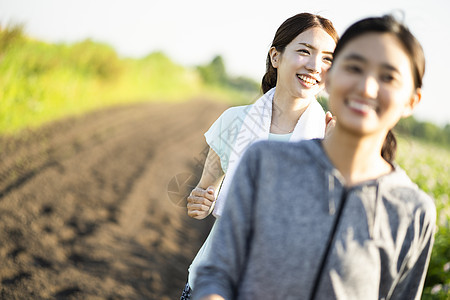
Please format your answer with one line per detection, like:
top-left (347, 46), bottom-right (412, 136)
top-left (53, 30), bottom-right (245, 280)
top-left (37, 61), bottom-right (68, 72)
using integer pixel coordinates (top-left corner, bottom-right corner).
top-left (1, 0), bottom-right (450, 133)
top-left (0, 0), bottom-right (448, 299)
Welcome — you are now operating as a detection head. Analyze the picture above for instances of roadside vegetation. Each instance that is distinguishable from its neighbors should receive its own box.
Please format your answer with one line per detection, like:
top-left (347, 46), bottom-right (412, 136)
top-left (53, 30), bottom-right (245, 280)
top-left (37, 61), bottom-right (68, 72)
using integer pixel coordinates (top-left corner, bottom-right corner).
top-left (0, 24), bottom-right (259, 134)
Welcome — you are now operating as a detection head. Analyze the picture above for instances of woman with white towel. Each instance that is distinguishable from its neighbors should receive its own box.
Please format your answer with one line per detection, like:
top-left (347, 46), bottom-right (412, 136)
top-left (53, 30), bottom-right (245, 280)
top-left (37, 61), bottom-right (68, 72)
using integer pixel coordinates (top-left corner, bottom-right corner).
top-left (193, 14), bottom-right (435, 300)
top-left (180, 12), bottom-right (338, 299)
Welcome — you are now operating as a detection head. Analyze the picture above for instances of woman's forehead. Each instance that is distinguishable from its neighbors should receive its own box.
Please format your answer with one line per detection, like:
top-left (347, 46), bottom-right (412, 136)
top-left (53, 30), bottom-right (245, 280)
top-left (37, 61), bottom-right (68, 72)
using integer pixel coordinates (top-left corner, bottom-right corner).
top-left (289, 27), bottom-right (336, 52)
top-left (336, 33), bottom-right (411, 69)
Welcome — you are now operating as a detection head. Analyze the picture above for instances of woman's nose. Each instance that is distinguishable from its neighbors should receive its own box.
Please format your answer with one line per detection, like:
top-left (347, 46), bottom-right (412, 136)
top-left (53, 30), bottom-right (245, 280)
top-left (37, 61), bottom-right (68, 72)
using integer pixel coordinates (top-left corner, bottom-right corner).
top-left (305, 56), bottom-right (321, 73)
top-left (358, 75), bottom-right (379, 99)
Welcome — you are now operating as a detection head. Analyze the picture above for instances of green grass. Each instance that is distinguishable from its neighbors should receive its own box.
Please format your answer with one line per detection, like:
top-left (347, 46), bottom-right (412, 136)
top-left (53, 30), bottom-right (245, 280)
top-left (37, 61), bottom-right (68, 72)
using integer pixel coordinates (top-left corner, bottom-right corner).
top-left (0, 26), bottom-right (255, 135)
top-left (0, 43), bottom-right (203, 134)
top-left (397, 137), bottom-right (450, 299)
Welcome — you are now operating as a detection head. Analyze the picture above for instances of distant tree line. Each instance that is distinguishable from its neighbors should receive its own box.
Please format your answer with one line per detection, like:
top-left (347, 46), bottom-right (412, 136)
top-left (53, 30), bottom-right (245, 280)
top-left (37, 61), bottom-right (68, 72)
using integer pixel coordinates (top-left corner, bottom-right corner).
top-left (395, 116), bottom-right (450, 146)
top-left (317, 96), bottom-right (450, 146)
top-left (196, 55), bottom-right (260, 94)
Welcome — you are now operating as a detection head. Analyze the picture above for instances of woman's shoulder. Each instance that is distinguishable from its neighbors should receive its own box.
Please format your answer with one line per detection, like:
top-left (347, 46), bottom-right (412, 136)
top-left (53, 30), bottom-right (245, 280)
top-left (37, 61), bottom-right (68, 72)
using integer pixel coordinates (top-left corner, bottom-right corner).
top-left (246, 139), bottom-right (320, 161)
top-left (382, 166), bottom-right (436, 217)
top-left (206, 105), bottom-right (249, 131)
top-left (220, 104), bottom-right (251, 120)
top-left (209, 105), bottom-right (252, 132)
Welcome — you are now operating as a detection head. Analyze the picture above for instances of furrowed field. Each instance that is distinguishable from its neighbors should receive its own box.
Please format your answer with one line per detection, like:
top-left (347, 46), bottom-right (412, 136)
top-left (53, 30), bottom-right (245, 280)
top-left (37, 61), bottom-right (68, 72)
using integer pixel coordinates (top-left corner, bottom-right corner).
top-left (0, 25), bottom-right (448, 299)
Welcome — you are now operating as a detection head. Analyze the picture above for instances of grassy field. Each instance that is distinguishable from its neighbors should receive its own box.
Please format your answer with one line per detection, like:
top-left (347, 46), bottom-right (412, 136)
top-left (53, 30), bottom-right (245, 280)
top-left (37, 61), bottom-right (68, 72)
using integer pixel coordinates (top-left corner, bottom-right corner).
top-left (0, 25), bottom-right (255, 135)
top-left (397, 137), bottom-right (450, 299)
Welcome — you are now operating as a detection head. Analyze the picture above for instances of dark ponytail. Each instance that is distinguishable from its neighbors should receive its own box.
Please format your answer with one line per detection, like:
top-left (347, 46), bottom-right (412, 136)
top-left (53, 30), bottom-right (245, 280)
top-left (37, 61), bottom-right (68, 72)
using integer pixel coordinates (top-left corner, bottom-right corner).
top-left (261, 13), bottom-right (338, 94)
top-left (381, 130), bottom-right (397, 163)
top-left (261, 58), bottom-right (278, 94)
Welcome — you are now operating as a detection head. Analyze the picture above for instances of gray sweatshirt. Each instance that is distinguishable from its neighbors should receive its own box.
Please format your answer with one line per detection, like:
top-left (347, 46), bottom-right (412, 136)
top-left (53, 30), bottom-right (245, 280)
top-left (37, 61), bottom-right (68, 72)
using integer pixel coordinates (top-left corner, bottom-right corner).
top-left (193, 139), bottom-right (436, 300)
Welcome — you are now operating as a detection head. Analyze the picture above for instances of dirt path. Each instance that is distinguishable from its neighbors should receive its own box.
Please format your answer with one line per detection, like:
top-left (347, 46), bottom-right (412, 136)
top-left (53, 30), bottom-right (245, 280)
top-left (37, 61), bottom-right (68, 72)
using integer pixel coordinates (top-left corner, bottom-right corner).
top-left (0, 99), bottom-right (229, 299)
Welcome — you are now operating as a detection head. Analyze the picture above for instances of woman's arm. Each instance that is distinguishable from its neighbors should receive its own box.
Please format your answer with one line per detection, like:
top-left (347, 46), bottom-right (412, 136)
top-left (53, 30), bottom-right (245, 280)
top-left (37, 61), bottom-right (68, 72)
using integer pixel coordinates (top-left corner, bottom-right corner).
top-left (193, 145), bottom-right (258, 299)
top-left (187, 147), bottom-right (225, 219)
top-left (388, 205), bottom-right (436, 299)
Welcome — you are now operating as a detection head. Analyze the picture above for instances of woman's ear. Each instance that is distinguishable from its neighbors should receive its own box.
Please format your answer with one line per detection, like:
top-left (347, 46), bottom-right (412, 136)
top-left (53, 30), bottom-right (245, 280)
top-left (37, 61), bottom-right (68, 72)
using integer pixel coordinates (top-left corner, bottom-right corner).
top-left (269, 47), bottom-right (280, 68)
top-left (402, 88), bottom-right (422, 118)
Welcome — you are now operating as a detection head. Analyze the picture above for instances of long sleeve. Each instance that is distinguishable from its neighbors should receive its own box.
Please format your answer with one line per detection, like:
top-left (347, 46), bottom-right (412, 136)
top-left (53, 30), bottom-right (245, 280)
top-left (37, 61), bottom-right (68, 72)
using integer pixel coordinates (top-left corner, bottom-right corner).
top-left (192, 146), bottom-right (258, 300)
top-left (190, 140), bottom-right (438, 299)
top-left (387, 201), bottom-right (437, 300)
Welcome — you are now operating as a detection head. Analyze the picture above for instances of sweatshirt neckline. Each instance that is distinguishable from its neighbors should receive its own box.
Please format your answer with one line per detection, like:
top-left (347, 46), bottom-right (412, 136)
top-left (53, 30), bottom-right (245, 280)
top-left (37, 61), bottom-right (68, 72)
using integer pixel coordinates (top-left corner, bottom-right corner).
top-left (310, 139), bottom-right (402, 189)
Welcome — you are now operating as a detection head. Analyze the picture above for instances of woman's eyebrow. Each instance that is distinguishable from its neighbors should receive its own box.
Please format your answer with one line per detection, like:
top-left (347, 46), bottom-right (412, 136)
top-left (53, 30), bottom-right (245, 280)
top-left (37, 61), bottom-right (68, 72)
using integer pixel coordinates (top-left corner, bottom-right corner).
top-left (298, 43), bottom-right (333, 55)
top-left (343, 53), bottom-right (366, 62)
top-left (381, 63), bottom-right (400, 73)
top-left (344, 53), bottom-right (400, 73)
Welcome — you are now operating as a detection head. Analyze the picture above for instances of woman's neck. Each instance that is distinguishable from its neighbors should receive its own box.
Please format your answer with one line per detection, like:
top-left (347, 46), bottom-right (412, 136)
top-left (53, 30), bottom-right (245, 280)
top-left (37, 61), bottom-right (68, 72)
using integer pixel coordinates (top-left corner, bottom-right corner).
top-left (270, 89), bottom-right (312, 134)
top-left (322, 127), bottom-right (392, 186)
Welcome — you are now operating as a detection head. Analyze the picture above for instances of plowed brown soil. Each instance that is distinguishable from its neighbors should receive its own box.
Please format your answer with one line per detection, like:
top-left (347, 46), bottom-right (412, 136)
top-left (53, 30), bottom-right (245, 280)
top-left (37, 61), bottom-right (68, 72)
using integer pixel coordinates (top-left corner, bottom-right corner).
top-left (0, 99), bottom-right (229, 299)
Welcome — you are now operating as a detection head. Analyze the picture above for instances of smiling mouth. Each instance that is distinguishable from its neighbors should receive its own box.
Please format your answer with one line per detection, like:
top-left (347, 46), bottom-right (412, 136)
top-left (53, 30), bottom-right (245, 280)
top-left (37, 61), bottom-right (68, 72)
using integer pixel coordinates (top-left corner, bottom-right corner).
top-left (297, 74), bottom-right (320, 87)
top-left (347, 99), bottom-right (378, 114)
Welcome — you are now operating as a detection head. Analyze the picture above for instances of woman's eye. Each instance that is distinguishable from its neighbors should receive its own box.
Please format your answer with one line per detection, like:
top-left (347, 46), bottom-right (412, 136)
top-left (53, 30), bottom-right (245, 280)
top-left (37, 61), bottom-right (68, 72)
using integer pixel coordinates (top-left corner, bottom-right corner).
top-left (345, 64), bottom-right (362, 73)
top-left (324, 56), bottom-right (333, 64)
top-left (381, 74), bottom-right (395, 83)
top-left (297, 49), bottom-right (310, 55)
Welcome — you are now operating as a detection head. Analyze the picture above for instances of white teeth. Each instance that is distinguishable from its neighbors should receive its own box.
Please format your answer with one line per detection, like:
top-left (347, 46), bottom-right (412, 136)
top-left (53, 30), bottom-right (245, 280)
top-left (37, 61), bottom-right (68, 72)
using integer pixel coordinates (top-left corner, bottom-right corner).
top-left (298, 75), bottom-right (318, 85)
top-left (348, 100), bottom-right (376, 113)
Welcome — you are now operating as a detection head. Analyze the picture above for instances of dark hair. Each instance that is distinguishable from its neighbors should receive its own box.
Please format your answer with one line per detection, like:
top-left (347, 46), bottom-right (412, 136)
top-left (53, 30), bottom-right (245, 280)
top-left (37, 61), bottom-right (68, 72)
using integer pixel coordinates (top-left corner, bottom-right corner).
top-left (332, 15), bottom-right (425, 162)
top-left (261, 13), bottom-right (338, 94)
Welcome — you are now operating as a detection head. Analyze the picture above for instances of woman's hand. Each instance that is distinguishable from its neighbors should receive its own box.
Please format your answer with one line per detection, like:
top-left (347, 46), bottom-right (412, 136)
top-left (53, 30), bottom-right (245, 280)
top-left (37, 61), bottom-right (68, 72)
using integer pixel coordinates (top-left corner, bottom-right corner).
top-left (186, 147), bottom-right (224, 220)
top-left (325, 111), bottom-right (336, 139)
top-left (187, 186), bottom-right (216, 219)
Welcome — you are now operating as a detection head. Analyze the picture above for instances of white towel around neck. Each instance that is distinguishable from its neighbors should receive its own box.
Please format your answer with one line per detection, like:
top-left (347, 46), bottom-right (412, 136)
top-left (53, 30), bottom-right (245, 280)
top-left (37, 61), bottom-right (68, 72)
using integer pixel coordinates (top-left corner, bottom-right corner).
top-left (212, 87), bottom-right (326, 217)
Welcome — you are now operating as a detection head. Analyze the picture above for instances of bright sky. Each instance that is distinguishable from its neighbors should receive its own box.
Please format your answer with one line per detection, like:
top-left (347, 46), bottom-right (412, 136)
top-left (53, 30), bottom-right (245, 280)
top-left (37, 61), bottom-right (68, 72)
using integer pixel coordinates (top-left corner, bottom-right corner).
top-left (1, 0), bottom-right (449, 125)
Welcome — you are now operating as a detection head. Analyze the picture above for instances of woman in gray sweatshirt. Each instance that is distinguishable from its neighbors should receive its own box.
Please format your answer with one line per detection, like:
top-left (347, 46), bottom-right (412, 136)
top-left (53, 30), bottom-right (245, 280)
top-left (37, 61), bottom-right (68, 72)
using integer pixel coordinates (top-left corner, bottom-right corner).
top-left (193, 15), bottom-right (436, 300)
